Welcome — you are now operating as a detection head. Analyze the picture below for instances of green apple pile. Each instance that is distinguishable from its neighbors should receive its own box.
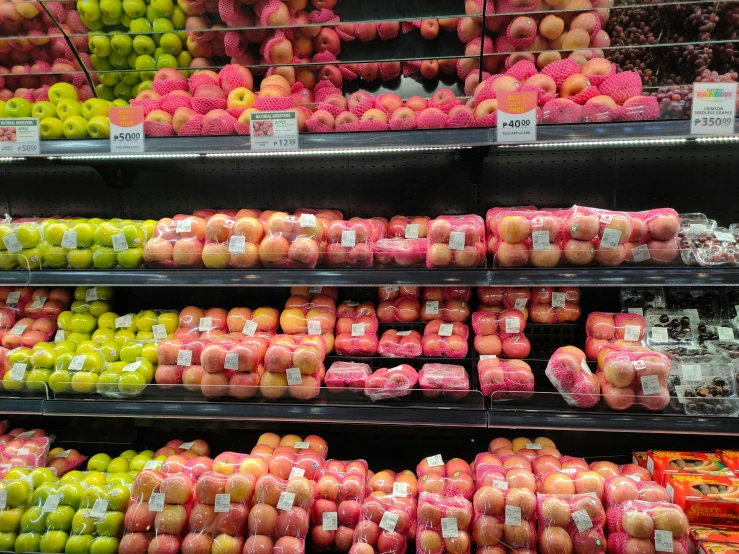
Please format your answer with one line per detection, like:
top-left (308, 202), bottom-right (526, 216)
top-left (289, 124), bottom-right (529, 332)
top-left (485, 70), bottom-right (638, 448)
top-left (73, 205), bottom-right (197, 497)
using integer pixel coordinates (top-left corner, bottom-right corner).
top-left (37, 218), bottom-right (154, 270)
top-left (77, 0), bottom-right (191, 101)
top-left (84, 448), bottom-right (160, 475)
top-left (0, 222), bottom-right (45, 271)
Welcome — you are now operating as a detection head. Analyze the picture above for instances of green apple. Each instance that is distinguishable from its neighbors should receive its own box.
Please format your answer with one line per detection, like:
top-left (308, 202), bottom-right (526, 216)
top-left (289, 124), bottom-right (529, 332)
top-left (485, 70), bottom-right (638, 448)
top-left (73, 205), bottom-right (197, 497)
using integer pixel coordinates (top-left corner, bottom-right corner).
top-left (31, 347), bottom-right (58, 368)
top-left (70, 313), bottom-right (96, 334)
top-left (65, 533), bottom-right (94, 554)
top-left (135, 81), bottom-right (153, 95)
top-left (16, 224), bottom-right (41, 248)
top-left (0, 99), bottom-right (5, 117)
top-left (122, 0), bottom-right (146, 17)
top-left (31, 101), bottom-right (57, 121)
top-left (87, 117), bottom-right (110, 139)
top-left (117, 247), bottom-right (143, 268)
top-left (93, 511), bottom-right (123, 538)
top-left (120, 70), bottom-right (140, 85)
top-left (145, 4), bottom-right (156, 22)
top-left (63, 116), bottom-right (89, 139)
top-left (77, 0), bottom-right (102, 20)
top-left (156, 54), bottom-right (177, 69)
top-left (18, 247), bottom-right (42, 270)
top-left (108, 472), bottom-right (133, 486)
top-left (94, 286), bottom-right (115, 301)
top-left (87, 453), bottom-right (111, 472)
top-left (171, 5), bottom-right (185, 28)
top-left (8, 348), bottom-right (33, 366)
top-left (59, 482), bottom-right (84, 509)
top-left (67, 248), bottom-right (94, 269)
top-left (82, 99), bottom-right (109, 120)
top-left (4, 98), bottom-right (32, 118)
top-left (120, 13), bottom-right (132, 26)
top-left (94, 84), bottom-right (116, 101)
top-left (118, 371), bottom-right (146, 396)
top-left (48, 370), bottom-right (72, 394)
top-left (70, 511), bottom-right (93, 536)
top-left (48, 82), bottom-right (79, 105)
top-left (159, 32), bottom-right (181, 55)
top-left (100, 13), bottom-right (120, 25)
top-left (89, 300), bottom-right (111, 319)
top-left (90, 55), bottom-right (112, 72)
top-left (1, 480), bottom-right (29, 508)
top-left (100, 0), bottom-right (122, 19)
top-left (39, 530), bottom-right (69, 553)
top-left (93, 222), bottom-right (117, 246)
top-left (176, 50), bottom-right (192, 68)
top-left (151, 0), bottom-right (173, 17)
top-left (72, 222), bottom-right (96, 248)
top-left (45, 505), bottom-right (74, 532)
top-left (134, 53), bottom-right (156, 71)
top-left (91, 247), bottom-right (117, 269)
top-left (96, 371), bottom-right (119, 395)
top-left (90, 536), bottom-right (118, 554)
top-left (28, 468), bottom-right (57, 489)
top-left (120, 223), bottom-right (145, 247)
top-left (153, 47), bottom-right (163, 59)
top-left (79, 12), bottom-right (104, 29)
top-left (128, 454), bottom-right (151, 472)
top-left (43, 244), bottom-right (68, 267)
top-left (112, 99), bottom-right (129, 107)
top-left (0, 531), bottom-right (16, 551)
top-left (14, 532), bottom-right (41, 553)
top-left (88, 33), bottom-right (111, 58)
top-left (106, 457), bottom-right (129, 474)
top-left (20, 506), bottom-right (46, 534)
top-left (113, 82), bottom-right (133, 100)
top-left (56, 99), bottom-right (83, 122)
top-left (133, 36), bottom-right (155, 57)
top-left (44, 221), bottom-right (69, 245)
top-left (25, 368), bottom-right (51, 392)
top-left (0, 509), bottom-right (23, 533)
top-left (129, 16), bottom-right (151, 33)
top-left (108, 52), bottom-right (128, 70)
top-left (110, 33), bottom-right (133, 56)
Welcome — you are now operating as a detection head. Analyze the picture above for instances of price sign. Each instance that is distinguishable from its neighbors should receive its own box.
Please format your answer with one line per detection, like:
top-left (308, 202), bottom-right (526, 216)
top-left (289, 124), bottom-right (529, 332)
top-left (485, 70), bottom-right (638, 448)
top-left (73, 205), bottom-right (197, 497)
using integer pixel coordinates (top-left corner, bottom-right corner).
top-left (351, 323), bottom-right (364, 337)
top-left (250, 111), bottom-right (298, 150)
top-left (448, 231), bottom-right (465, 250)
top-left (655, 531), bottom-right (674, 552)
top-left (110, 106), bottom-right (144, 153)
top-left (307, 320), bottom-right (322, 335)
top-left (496, 91), bottom-right (537, 143)
top-left (116, 315), bottom-right (133, 328)
top-left (691, 82), bottom-right (737, 135)
top-left (552, 292), bottom-right (566, 308)
top-left (0, 118), bottom-right (40, 156)
top-left (651, 327), bottom-right (669, 344)
top-left (624, 325), bottom-right (642, 342)
top-left (532, 231), bottom-right (549, 251)
top-left (632, 244), bottom-right (651, 263)
top-left (289, 467), bottom-right (305, 479)
top-left (42, 494), bottom-right (62, 512)
top-left (572, 510), bottom-right (593, 532)
top-left (286, 368), bottom-right (302, 386)
top-left (90, 499), bottom-right (109, 519)
top-left (61, 231), bottom-right (77, 249)
top-left (438, 323), bottom-right (454, 337)
top-left (641, 374), bottom-right (661, 395)
top-left (177, 350), bottom-right (193, 367)
top-left (600, 229), bottom-right (622, 249)
top-left (405, 224), bottom-right (419, 239)
top-left (682, 364), bottom-right (703, 382)
top-left (294, 441), bottom-right (310, 449)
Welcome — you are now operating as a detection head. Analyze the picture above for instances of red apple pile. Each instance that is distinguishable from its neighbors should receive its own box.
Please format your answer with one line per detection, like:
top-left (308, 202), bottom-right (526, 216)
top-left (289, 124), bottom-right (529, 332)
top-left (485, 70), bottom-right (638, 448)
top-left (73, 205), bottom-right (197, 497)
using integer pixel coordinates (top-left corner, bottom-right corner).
top-left (605, 499), bottom-right (690, 554)
top-left (376, 329), bottom-right (423, 358)
top-left (584, 311), bottom-right (646, 361)
top-left (416, 492), bottom-right (474, 554)
top-left (528, 286), bottom-right (581, 324)
top-left (603, 474), bottom-right (669, 507)
top-left (537, 492), bottom-right (608, 554)
top-left (0, 286), bottom-right (69, 348)
top-left (364, 364), bottom-right (419, 400)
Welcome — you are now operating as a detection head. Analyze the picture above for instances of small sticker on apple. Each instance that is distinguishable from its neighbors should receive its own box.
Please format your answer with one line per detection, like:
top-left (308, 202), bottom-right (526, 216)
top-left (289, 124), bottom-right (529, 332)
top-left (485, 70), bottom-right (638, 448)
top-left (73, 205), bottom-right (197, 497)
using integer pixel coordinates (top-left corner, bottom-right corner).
top-left (492, 479), bottom-right (508, 490)
top-left (86, 287), bottom-right (98, 302)
top-left (505, 317), bottom-right (520, 334)
top-left (572, 510), bottom-right (593, 532)
top-left (90, 499), bottom-right (109, 519)
top-left (0, 490), bottom-right (7, 510)
top-left (396, 331), bottom-right (411, 337)
top-left (426, 454), bottom-right (444, 467)
top-left (293, 441), bottom-right (310, 449)
top-left (655, 531), bottom-right (673, 552)
top-left (123, 361), bottom-right (141, 372)
top-left (243, 320), bottom-right (257, 336)
top-left (341, 230), bottom-right (356, 247)
top-left (144, 460), bottom-right (162, 470)
top-left (148, 493), bottom-right (165, 512)
top-left (177, 350), bottom-right (193, 367)
top-left (448, 231), bottom-right (465, 251)
top-left (152, 324), bottom-right (167, 340)
top-left (632, 244), bottom-right (651, 262)
top-left (61, 231), bottom-right (77, 249)
top-left (31, 296), bottom-right (46, 309)
top-left (214, 494), bottom-right (231, 513)
top-left (10, 324), bottom-right (25, 336)
top-left (277, 492), bottom-right (296, 511)
top-left (309, 287), bottom-right (322, 293)
top-left (641, 374), bottom-right (660, 395)
top-left (514, 298), bottom-right (527, 310)
top-left (405, 224), bottom-right (419, 239)
top-left (286, 368), bottom-right (302, 386)
top-left (525, 443), bottom-right (541, 450)
top-left (112, 232), bottom-right (129, 252)
top-left (8, 363), bottom-right (25, 381)
top-left (6, 292), bottom-right (20, 304)
top-left (228, 236), bottom-right (246, 254)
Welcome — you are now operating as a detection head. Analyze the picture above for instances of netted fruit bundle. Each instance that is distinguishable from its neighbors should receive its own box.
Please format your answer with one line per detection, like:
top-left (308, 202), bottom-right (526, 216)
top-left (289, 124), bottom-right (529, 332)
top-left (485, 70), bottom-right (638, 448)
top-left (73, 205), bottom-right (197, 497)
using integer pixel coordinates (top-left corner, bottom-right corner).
top-left (472, 309), bottom-right (530, 359)
top-left (529, 287), bottom-right (581, 324)
top-left (585, 312), bottom-right (646, 360)
top-left (605, 500), bottom-right (689, 554)
top-left (544, 346), bottom-right (600, 408)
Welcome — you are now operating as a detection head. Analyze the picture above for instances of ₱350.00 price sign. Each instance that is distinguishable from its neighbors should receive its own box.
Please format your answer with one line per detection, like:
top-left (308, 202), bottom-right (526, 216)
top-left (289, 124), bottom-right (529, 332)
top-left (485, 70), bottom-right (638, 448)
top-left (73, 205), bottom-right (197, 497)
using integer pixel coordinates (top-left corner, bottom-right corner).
top-left (0, 119), bottom-right (39, 156)
top-left (250, 111), bottom-right (298, 151)
top-left (496, 91), bottom-right (537, 143)
top-left (110, 106), bottom-right (144, 153)
top-left (691, 82), bottom-right (737, 135)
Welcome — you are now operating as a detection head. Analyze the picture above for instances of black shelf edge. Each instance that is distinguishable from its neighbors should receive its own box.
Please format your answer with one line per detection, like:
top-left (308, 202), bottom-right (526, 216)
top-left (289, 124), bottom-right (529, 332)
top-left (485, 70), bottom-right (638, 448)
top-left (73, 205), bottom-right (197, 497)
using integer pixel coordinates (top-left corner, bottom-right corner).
top-left (0, 272), bottom-right (28, 285)
top-left (42, 399), bottom-right (487, 428)
top-left (489, 267), bottom-right (739, 286)
top-left (0, 397), bottom-right (44, 415)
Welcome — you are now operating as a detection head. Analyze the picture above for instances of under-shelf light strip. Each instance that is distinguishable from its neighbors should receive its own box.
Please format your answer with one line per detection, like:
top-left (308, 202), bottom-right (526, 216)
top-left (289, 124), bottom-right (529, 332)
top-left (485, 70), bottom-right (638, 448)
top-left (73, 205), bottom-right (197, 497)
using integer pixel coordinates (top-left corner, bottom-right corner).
top-left (498, 137), bottom-right (689, 148)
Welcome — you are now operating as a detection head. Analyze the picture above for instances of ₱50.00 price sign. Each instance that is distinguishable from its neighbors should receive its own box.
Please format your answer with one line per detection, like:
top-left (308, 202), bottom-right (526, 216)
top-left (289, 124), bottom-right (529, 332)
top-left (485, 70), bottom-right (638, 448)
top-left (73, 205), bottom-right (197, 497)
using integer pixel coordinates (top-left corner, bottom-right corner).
top-left (496, 91), bottom-right (537, 143)
top-left (0, 119), bottom-right (39, 156)
top-left (691, 82), bottom-right (737, 135)
top-left (250, 111), bottom-right (298, 150)
top-left (110, 106), bottom-right (144, 153)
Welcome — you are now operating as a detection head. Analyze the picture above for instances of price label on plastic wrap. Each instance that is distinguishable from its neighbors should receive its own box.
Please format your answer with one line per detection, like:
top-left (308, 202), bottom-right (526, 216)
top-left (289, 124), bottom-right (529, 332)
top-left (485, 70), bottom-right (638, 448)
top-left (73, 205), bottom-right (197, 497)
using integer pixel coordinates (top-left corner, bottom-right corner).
top-left (525, 443), bottom-right (541, 450)
top-left (286, 368), bottom-right (302, 386)
top-left (719, 327), bottom-right (735, 340)
top-left (228, 236), bottom-right (245, 254)
top-left (392, 482), bottom-right (408, 497)
top-left (152, 324), bottom-right (167, 340)
top-left (632, 244), bottom-right (651, 263)
top-left (628, 308), bottom-right (644, 316)
top-left (307, 320), bottom-right (322, 335)
top-left (180, 441), bottom-right (194, 449)
top-left (552, 292), bottom-right (566, 308)
top-left (341, 230), bottom-right (356, 247)
top-left (690, 223), bottom-right (707, 235)
top-left (86, 288), bottom-right (98, 302)
top-left (600, 229), bottom-right (622, 249)
top-left (10, 324), bottom-right (25, 336)
top-left (277, 492), bottom-right (296, 511)
top-left (651, 327), bottom-right (669, 344)
top-left (438, 323), bottom-right (453, 337)
top-left (8, 363), bottom-right (25, 381)
top-left (505, 317), bottom-right (520, 333)
top-left (691, 82), bottom-right (737, 135)
top-left (214, 494), bottom-right (231, 513)
top-left (2, 234), bottom-right (21, 253)
top-left (492, 479), bottom-right (508, 489)
top-left (289, 467), bottom-right (305, 479)
top-left (655, 530), bottom-right (674, 552)
top-left (383, 286), bottom-right (399, 293)
top-left (0, 490), bottom-right (7, 510)
top-left (532, 231), bottom-right (549, 251)
top-left (351, 323), bottom-right (364, 337)
top-left (714, 231), bottom-right (736, 242)
top-left (0, 118), bottom-right (40, 155)
top-left (56, 450), bottom-right (71, 458)
top-left (426, 454), bottom-right (443, 467)
top-left (448, 231), bottom-right (465, 250)
top-left (176, 220), bottom-right (192, 233)
top-left (177, 350), bottom-right (193, 367)
top-left (243, 321), bottom-right (257, 336)
top-left (580, 359), bottom-right (592, 375)
top-left (69, 356), bottom-right (85, 371)
top-left (323, 512), bottom-right (338, 531)
top-left (640, 374), bottom-right (660, 395)
top-left (31, 296), bottom-right (46, 309)
top-left (199, 317), bottom-right (213, 331)
top-left (148, 493), bottom-right (165, 512)
top-left (514, 298), bottom-right (527, 310)
top-left (426, 301), bottom-right (439, 315)
top-left (61, 231), bottom-right (77, 249)
top-left (624, 325), bottom-right (641, 342)
top-left (561, 468), bottom-right (577, 475)
top-left (123, 361), bottom-right (141, 372)
top-left (441, 518), bottom-right (459, 538)
top-left (42, 494), bottom-right (62, 512)
top-left (144, 460), bottom-right (162, 470)
top-left (632, 475), bottom-right (641, 482)
top-left (309, 287), bottom-right (322, 293)
top-left (299, 214), bottom-right (316, 228)
top-left (250, 111), bottom-right (298, 150)
top-left (110, 106), bottom-right (144, 153)
top-left (665, 483), bottom-right (674, 502)
top-left (224, 352), bottom-right (239, 370)
top-left (396, 331), bottom-right (412, 337)
top-left (116, 315), bottom-right (133, 328)
top-left (6, 291), bottom-right (19, 304)
top-left (379, 511), bottom-right (399, 532)
top-left (294, 441), bottom-right (309, 449)
top-left (682, 364), bottom-right (703, 382)
top-left (90, 499), bottom-right (108, 519)
top-left (675, 385), bottom-right (690, 403)
top-left (572, 510), bottom-right (593, 532)
top-left (16, 447), bottom-right (28, 456)
top-left (405, 224), bottom-right (419, 239)
top-left (504, 505), bottom-right (522, 526)
top-left (112, 232), bottom-right (128, 252)
top-left (496, 91), bottom-right (537, 143)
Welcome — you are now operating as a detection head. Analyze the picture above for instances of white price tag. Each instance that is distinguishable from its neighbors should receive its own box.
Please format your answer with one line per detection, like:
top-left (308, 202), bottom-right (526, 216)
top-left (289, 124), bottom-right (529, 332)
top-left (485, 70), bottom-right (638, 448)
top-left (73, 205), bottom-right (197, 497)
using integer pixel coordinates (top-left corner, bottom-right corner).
top-left (552, 292), bottom-right (566, 308)
top-left (632, 475), bottom-right (641, 482)
top-left (396, 331), bottom-right (412, 337)
top-left (277, 492), bottom-right (296, 511)
top-left (600, 228), bottom-right (622, 249)
top-left (110, 107), bottom-right (144, 153)
top-left (177, 350), bottom-right (193, 367)
top-left (61, 231), bottom-right (77, 249)
top-left (504, 505), bottom-right (522, 526)
top-left (632, 244), bottom-right (651, 263)
top-left (426, 301), bottom-right (439, 315)
top-left (199, 317), bottom-right (213, 331)
top-left (300, 214), bottom-right (316, 228)
top-left (665, 483), bottom-right (674, 502)
top-left (228, 236), bottom-right (245, 254)
top-left (641, 374), bottom-right (661, 395)
top-left (505, 317), bottom-right (520, 334)
top-left (17, 448), bottom-right (28, 456)
top-left (497, 107), bottom-right (537, 143)
top-left (42, 494), bottom-right (62, 512)
top-left (525, 443), bottom-right (541, 450)
top-left (112, 232), bottom-right (128, 252)
top-left (86, 288), bottom-right (98, 302)
top-left (250, 111), bottom-right (299, 150)
top-left (176, 220), bottom-right (192, 233)
top-left (2, 234), bottom-right (21, 254)
top-left (148, 493), bottom-right (165, 512)
top-left (214, 494), bottom-right (231, 513)
top-left (0, 118), bottom-right (40, 156)
top-left (90, 499), bottom-right (108, 519)
top-left (123, 361), bottom-right (141, 372)
top-left (323, 511), bottom-right (338, 531)
top-left (0, 490), bottom-right (6, 510)
top-left (351, 323), bottom-right (364, 337)
top-left (180, 442), bottom-right (194, 449)
top-left (69, 355), bottom-right (85, 371)
top-left (572, 510), bottom-right (593, 532)
top-left (448, 231), bottom-right (465, 251)
top-left (8, 363), bottom-right (26, 380)
top-left (55, 450), bottom-right (71, 458)
top-left (392, 482), bottom-right (408, 497)
top-left (426, 454), bottom-right (444, 467)
top-left (341, 230), bottom-right (356, 247)
top-left (628, 308), bottom-right (644, 316)
top-left (514, 298), bottom-right (527, 310)
top-left (293, 441), bottom-right (310, 449)
top-left (532, 231), bottom-right (549, 251)
top-left (307, 319), bottom-right (322, 335)
top-left (243, 320), bottom-right (257, 336)
top-left (286, 367), bottom-right (302, 386)
top-left (152, 324), bottom-right (167, 340)
top-left (405, 224), bottom-right (419, 239)
top-left (492, 479), bottom-right (508, 489)
top-left (10, 324), bottom-right (25, 336)
top-left (651, 327), bottom-right (669, 344)
top-left (714, 231), bottom-right (736, 242)
top-left (224, 352), bottom-right (239, 370)
top-left (441, 518), bottom-right (459, 538)
top-left (561, 468), bottom-right (577, 475)
top-left (682, 364), bottom-right (703, 382)
top-left (116, 315), bottom-right (133, 328)
top-left (143, 460), bottom-right (162, 470)
top-left (719, 327), bottom-right (735, 340)
top-left (289, 467), bottom-right (305, 479)
top-left (691, 82), bottom-right (737, 135)
top-left (655, 530), bottom-right (674, 552)
top-left (31, 296), bottom-right (46, 309)
top-left (438, 323), bottom-right (454, 337)
top-left (6, 292), bottom-right (20, 304)
top-left (690, 224), bottom-right (707, 235)
top-left (379, 511), bottom-right (399, 532)
top-left (624, 325), bottom-right (642, 342)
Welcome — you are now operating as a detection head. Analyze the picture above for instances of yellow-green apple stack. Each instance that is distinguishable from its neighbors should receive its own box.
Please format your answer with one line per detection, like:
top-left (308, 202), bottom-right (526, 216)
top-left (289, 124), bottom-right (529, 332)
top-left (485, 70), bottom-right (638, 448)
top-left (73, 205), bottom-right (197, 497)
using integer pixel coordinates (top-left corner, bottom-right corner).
top-left (0, 221), bottom-right (44, 271)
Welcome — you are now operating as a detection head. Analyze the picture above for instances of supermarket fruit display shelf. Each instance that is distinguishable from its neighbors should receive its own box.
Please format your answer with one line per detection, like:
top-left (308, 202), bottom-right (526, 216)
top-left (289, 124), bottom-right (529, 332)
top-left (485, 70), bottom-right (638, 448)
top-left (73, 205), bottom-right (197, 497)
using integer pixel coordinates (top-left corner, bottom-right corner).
top-left (9, 120), bottom-right (738, 160)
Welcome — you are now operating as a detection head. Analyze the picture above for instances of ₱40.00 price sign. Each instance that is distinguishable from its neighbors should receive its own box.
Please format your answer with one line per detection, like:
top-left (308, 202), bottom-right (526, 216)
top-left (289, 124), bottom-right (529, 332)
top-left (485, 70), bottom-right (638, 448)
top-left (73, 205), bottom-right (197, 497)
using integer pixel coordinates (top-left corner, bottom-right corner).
top-left (250, 111), bottom-right (298, 150)
top-left (691, 82), bottom-right (737, 135)
top-left (496, 91), bottom-right (537, 143)
top-left (110, 106), bottom-right (144, 153)
top-left (0, 119), bottom-right (39, 156)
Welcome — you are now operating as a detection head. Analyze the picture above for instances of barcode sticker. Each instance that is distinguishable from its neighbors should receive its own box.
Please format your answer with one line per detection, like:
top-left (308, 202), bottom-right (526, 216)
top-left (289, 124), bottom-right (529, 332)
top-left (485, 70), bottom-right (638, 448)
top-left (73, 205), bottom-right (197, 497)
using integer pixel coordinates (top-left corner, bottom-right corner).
top-left (90, 499), bottom-right (108, 518)
top-left (286, 368), bottom-right (302, 386)
top-left (572, 510), bottom-right (593, 532)
top-left (224, 352), bottom-right (239, 370)
top-left (294, 442), bottom-right (309, 449)
top-left (199, 317), bottom-right (213, 331)
top-left (228, 236), bottom-right (245, 254)
top-left (426, 454), bottom-right (444, 467)
top-left (243, 321), bottom-right (257, 336)
top-left (600, 228), bottom-right (622, 249)
top-left (42, 495), bottom-right (62, 512)
top-left (6, 292), bottom-right (20, 303)
top-left (152, 324), bottom-right (167, 340)
top-left (214, 494), bottom-right (231, 513)
top-left (10, 324), bottom-right (25, 336)
top-left (514, 298), bottom-right (527, 310)
top-left (505, 317), bottom-right (520, 333)
top-left (176, 220), bottom-right (192, 233)
top-left (309, 287), bottom-right (322, 293)
top-left (3, 235), bottom-right (21, 253)
top-left (379, 511), bottom-right (398, 532)
top-left (0, 490), bottom-right (6, 510)
top-left (55, 450), bottom-right (71, 458)
top-left (505, 505), bottom-right (521, 526)
top-left (492, 480), bottom-right (508, 489)
top-left (438, 323), bottom-right (453, 337)
top-left (425, 301), bottom-right (439, 315)
top-left (396, 331), bottom-right (411, 337)
top-left (628, 308), bottom-right (644, 316)
top-left (144, 460), bottom-right (162, 470)
top-left (393, 482), bottom-right (408, 497)
top-left (341, 230), bottom-right (356, 247)
top-left (552, 292), bottom-right (566, 308)
top-left (180, 442), bottom-right (194, 449)
top-left (177, 350), bottom-right (193, 367)
top-left (116, 315), bottom-right (133, 328)
top-left (525, 443), bottom-right (541, 450)
top-left (682, 364), bottom-right (702, 382)
top-left (561, 468), bottom-right (577, 475)
top-left (655, 531), bottom-right (673, 552)
top-left (405, 224), bottom-right (419, 239)
top-left (624, 325), bottom-right (642, 342)
top-left (651, 327), bottom-right (669, 344)
top-left (86, 288), bottom-right (98, 302)
top-left (441, 518), bottom-right (459, 538)
top-left (718, 327), bottom-right (735, 340)
top-left (277, 492), bottom-right (296, 511)
top-left (289, 468), bottom-right (305, 479)
top-left (307, 320), bottom-right (322, 335)
top-left (148, 493), bottom-right (165, 512)
top-left (641, 374), bottom-right (660, 395)
top-left (31, 296), bottom-right (46, 309)
top-left (532, 231), bottom-right (549, 251)
top-left (123, 361), bottom-right (141, 372)
top-left (61, 231), bottom-right (77, 249)
top-left (323, 512), bottom-right (338, 531)
top-left (17, 448), bottom-right (28, 456)
top-left (714, 231), bottom-right (735, 243)
top-left (300, 214), bottom-right (316, 228)
top-left (69, 356), bottom-right (86, 371)
top-left (448, 231), bottom-right (465, 250)
top-left (112, 232), bottom-right (128, 252)
top-left (351, 323), bottom-right (364, 337)
top-left (632, 244), bottom-right (651, 262)
top-left (8, 363), bottom-right (26, 380)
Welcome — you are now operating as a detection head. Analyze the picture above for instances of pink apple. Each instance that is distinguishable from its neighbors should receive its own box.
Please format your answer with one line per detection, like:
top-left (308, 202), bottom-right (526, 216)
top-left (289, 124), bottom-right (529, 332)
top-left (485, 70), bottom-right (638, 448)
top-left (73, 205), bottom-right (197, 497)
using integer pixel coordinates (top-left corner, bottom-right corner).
top-left (155, 68), bottom-right (187, 82)
top-left (195, 83), bottom-right (227, 99)
top-left (145, 110), bottom-right (174, 125)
